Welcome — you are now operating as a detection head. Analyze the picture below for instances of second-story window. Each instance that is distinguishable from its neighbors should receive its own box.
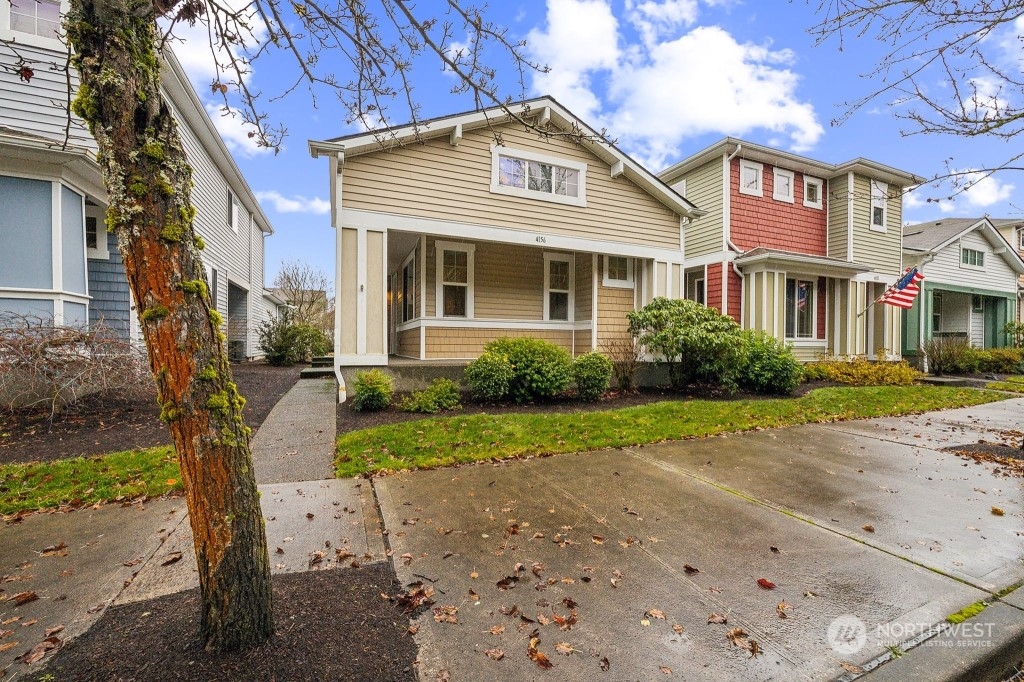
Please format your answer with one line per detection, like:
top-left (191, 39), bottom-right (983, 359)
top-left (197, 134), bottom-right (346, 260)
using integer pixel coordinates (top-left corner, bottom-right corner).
top-left (491, 147), bottom-right (586, 206)
top-left (804, 176), bottom-right (823, 209)
top-left (10, 0), bottom-right (60, 40)
top-left (871, 180), bottom-right (888, 230)
top-left (739, 160), bottom-right (763, 197)
top-left (961, 247), bottom-right (985, 268)
top-left (773, 168), bottom-right (794, 203)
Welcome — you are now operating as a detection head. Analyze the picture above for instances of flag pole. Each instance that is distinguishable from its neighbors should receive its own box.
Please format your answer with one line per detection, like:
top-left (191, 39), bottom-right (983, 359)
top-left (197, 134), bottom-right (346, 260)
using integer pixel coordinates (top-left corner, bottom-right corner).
top-left (856, 297), bottom-right (880, 318)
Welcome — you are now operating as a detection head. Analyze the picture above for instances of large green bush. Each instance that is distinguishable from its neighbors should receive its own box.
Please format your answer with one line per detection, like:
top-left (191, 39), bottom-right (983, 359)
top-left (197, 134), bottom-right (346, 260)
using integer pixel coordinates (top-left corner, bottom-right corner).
top-left (465, 337), bottom-right (573, 403)
top-left (573, 352), bottom-right (613, 401)
top-left (257, 318), bottom-right (331, 366)
top-left (351, 369), bottom-right (393, 411)
top-left (464, 351), bottom-right (514, 402)
top-left (400, 378), bottom-right (462, 413)
top-left (627, 297), bottom-right (745, 390)
top-left (738, 331), bottom-right (803, 395)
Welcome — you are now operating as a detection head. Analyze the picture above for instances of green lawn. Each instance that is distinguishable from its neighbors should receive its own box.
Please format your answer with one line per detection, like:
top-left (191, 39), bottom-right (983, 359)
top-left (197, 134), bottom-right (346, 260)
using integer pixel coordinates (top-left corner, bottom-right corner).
top-left (335, 386), bottom-right (1006, 477)
top-left (0, 446), bottom-right (180, 516)
top-left (986, 376), bottom-right (1024, 393)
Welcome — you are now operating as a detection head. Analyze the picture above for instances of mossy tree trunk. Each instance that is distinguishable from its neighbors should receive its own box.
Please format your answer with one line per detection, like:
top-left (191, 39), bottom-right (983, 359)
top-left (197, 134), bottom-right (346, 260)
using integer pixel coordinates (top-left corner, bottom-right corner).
top-left (65, 0), bottom-right (273, 651)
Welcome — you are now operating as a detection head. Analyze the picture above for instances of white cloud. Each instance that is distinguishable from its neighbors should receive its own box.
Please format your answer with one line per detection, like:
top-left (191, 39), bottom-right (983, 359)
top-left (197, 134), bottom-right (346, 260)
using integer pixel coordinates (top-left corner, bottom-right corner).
top-left (959, 170), bottom-right (1014, 208)
top-left (164, 0), bottom-right (267, 86)
top-left (527, 0), bottom-right (823, 169)
top-left (204, 103), bottom-right (272, 158)
top-left (255, 190), bottom-right (330, 215)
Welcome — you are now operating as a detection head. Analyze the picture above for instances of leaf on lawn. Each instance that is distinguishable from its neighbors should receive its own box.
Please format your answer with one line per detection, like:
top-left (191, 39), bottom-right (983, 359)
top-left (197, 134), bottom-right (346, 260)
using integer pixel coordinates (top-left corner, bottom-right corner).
top-left (777, 601), bottom-right (790, 619)
top-left (432, 605), bottom-right (459, 624)
top-left (646, 608), bottom-right (666, 620)
top-left (708, 612), bottom-right (728, 625)
top-left (992, 507), bottom-right (1005, 516)
top-left (11, 592), bottom-right (38, 606)
top-left (38, 543), bottom-right (68, 558)
top-left (160, 552), bottom-right (182, 567)
top-left (527, 630), bottom-right (554, 669)
top-left (496, 575), bottom-right (520, 590)
top-left (600, 656), bottom-right (610, 671)
top-left (555, 641), bottom-right (574, 655)
top-left (683, 564), bottom-right (700, 574)
top-left (672, 623), bottom-right (684, 635)
top-left (485, 648), bottom-right (505, 660)
top-left (756, 578), bottom-right (776, 590)
top-left (862, 524), bottom-right (875, 533)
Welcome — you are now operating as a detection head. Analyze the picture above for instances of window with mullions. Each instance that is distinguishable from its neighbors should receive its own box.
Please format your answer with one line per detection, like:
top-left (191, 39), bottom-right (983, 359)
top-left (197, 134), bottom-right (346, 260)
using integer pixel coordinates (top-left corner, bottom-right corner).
top-left (545, 255), bottom-right (571, 321)
top-left (961, 247), bottom-right (984, 268)
top-left (442, 249), bottom-right (468, 317)
top-left (785, 278), bottom-right (814, 339)
top-left (10, 0), bottom-right (60, 40)
top-left (498, 156), bottom-right (579, 198)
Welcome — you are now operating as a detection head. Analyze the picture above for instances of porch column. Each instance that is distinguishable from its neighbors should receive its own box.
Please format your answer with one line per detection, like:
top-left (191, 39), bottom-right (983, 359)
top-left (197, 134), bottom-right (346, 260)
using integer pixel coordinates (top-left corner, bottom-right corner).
top-left (337, 226), bottom-right (387, 365)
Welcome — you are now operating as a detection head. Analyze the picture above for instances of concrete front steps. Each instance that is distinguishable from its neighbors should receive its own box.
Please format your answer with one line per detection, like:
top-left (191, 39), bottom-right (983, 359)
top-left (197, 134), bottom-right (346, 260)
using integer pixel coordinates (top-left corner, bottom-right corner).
top-left (299, 355), bottom-right (335, 379)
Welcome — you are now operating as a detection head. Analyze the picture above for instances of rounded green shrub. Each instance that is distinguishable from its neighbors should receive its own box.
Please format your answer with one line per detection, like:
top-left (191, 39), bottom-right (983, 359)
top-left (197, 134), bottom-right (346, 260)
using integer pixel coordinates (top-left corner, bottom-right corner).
top-left (737, 331), bottom-right (803, 395)
top-left (257, 319), bottom-right (331, 366)
top-left (483, 337), bottom-right (573, 403)
top-left (400, 378), bottom-right (462, 413)
top-left (464, 351), bottom-right (514, 402)
top-left (573, 352), bottom-right (613, 401)
top-left (351, 369), bottom-right (393, 411)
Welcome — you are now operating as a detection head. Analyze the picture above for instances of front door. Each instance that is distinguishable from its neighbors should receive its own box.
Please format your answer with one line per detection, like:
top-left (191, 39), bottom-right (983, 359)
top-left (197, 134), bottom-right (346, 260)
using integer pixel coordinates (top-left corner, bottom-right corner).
top-left (984, 297), bottom-right (1007, 348)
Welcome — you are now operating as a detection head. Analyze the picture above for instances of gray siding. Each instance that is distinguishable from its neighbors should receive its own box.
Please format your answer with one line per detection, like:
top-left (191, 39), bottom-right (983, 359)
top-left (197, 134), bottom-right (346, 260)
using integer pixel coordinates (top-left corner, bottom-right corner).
top-left (0, 44), bottom-right (93, 147)
top-left (922, 229), bottom-right (1019, 293)
top-left (88, 229), bottom-right (131, 338)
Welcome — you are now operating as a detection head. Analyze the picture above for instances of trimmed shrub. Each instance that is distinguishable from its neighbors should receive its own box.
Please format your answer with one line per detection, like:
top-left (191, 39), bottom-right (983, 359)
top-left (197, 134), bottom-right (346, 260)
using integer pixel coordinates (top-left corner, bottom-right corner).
top-left (464, 351), bottom-right (515, 402)
top-left (484, 337), bottom-right (574, 403)
top-left (804, 356), bottom-right (922, 386)
top-left (573, 352), bottom-right (613, 401)
top-left (974, 348), bottom-right (1024, 374)
top-left (289, 324), bottom-right (332, 362)
top-left (351, 369), bottom-right (393, 411)
top-left (921, 337), bottom-right (976, 375)
top-left (257, 319), bottom-right (331, 366)
top-left (737, 331), bottom-right (803, 395)
top-left (400, 378), bottom-right (462, 413)
top-left (627, 297), bottom-right (745, 390)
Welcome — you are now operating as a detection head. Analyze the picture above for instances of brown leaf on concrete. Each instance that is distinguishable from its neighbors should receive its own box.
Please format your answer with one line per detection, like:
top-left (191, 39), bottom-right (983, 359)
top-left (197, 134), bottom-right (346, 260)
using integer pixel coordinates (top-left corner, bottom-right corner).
top-left (554, 641), bottom-right (574, 655)
top-left (592, 535), bottom-right (605, 545)
top-left (683, 564), bottom-right (700, 574)
top-left (485, 648), bottom-right (505, 660)
top-left (840, 662), bottom-right (864, 673)
top-left (992, 507), bottom-right (1005, 516)
top-left (708, 613), bottom-right (728, 625)
top-left (396, 584), bottom-right (435, 613)
top-left (646, 608), bottom-right (666, 620)
top-left (0, 641), bottom-right (18, 653)
top-left (44, 625), bottom-right (64, 637)
top-left (11, 592), bottom-right (38, 606)
top-left (432, 605), bottom-right (458, 624)
top-left (552, 610), bottom-right (577, 631)
top-left (660, 666), bottom-right (672, 674)
top-left (562, 597), bottom-right (578, 609)
top-left (862, 525), bottom-right (875, 533)
top-left (400, 553), bottom-right (413, 566)
top-left (14, 635), bottom-right (60, 665)
top-left (160, 552), bottom-right (182, 567)
top-left (499, 604), bottom-right (520, 617)
top-left (496, 575), bottom-right (520, 590)
top-left (531, 562), bottom-right (545, 578)
top-left (20, 619), bottom-right (36, 627)
top-left (672, 623), bottom-right (684, 635)
top-left (527, 630), bottom-right (554, 669)
top-left (38, 543), bottom-right (68, 558)
top-left (600, 656), bottom-right (610, 671)
top-left (777, 601), bottom-right (790, 619)
top-left (756, 578), bottom-right (776, 589)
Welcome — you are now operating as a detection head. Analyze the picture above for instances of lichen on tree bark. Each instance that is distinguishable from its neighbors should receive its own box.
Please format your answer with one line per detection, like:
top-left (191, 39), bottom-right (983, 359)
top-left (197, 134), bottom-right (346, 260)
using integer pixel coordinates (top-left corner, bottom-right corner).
top-left (65, 0), bottom-right (273, 651)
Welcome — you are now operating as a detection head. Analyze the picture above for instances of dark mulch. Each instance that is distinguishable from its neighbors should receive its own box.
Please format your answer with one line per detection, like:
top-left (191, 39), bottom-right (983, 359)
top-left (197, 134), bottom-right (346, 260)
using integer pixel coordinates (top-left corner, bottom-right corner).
top-left (31, 565), bottom-right (418, 682)
top-left (337, 380), bottom-right (831, 434)
top-left (0, 363), bottom-right (302, 464)
top-left (943, 435), bottom-right (1024, 477)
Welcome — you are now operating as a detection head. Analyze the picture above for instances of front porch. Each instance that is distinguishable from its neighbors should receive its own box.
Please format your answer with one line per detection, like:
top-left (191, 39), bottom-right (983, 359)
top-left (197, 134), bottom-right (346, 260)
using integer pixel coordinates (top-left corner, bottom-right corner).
top-left (903, 283), bottom-right (1014, 356)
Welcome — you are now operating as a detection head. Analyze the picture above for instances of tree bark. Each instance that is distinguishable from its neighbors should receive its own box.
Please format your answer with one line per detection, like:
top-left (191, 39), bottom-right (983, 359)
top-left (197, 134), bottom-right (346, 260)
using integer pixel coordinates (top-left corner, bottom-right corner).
top-left (65, 0), bottom-right (273, 650)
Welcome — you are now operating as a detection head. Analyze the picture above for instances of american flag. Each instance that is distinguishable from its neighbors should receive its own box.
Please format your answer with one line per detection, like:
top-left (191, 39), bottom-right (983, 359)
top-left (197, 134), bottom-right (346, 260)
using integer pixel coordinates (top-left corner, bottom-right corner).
top-left (877, 267), bottom-right (925, 309)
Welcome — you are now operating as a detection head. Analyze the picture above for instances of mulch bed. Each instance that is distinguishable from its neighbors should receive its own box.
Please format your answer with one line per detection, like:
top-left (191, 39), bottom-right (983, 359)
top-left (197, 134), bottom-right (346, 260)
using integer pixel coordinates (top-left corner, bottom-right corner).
top-left (943, 432), bottom-right (1024, 477)
top-left (337, 381), bottom-right (833, 434)
top-left (29, 564), bottom-right (418, 682)
top-left (0, 363), bottom-right (301, 464)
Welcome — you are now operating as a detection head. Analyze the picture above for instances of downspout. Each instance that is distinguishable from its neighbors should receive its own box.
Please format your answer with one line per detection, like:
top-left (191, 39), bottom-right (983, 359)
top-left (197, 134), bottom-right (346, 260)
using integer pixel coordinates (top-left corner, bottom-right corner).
top-left (726, 145), bottom-right (743, 280)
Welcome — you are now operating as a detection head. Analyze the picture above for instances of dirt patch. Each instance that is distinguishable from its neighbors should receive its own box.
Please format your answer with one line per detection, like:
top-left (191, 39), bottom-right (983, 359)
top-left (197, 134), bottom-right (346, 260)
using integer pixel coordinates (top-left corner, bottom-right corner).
top-left (0, 364), bottom-right (301, 464)
top-left (942, 431), bottom-right (1024, 477)
top-left (28, 564), bottom-right (417, 682)
top-left (337, 380), bottom-right (833, 434)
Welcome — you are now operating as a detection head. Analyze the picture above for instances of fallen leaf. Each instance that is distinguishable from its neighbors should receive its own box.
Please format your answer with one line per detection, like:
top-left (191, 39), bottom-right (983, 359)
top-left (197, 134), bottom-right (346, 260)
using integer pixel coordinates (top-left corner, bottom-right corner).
top-left (646, 608), bottom-right (666, 620)
top-left (396, 584), bottom-right (435, 613)
top-left (640, 619), bottom-right (651, 627)
top-left (756, 578), bottom-right (776, 590)
top-left (672, 623), bottom-right (684, 635)
top-left (499, 604), bottom-right (520, 617)
top-left (769, 546), bottom-right (782, 554)
top-left (305, 512), bottom-right (315, 520)
top-left (160, 552), bottom-right (182, 567)
top-left (527, 630), bottom-right (554, 669)
top-left (592, 535), bottom-right (605, 545)
top-left (11, 592), bottom-right (38, 606)
top-left (600, 656), bottom-right (610, 671)
top-left (992, 507), bottom-right (1005, 516)
top-left (536, 613), bottom-right (551, 626)
top-left (14, 635), bottom-right (60, 664)
top-left (123, 558), bottom-right (143, 567)
top-left (401, 553), bottom-right (413, 566)
top-left (0, 641), bottom-right (18, 653)
top-left (726, 627), bottom-right (748, 646)
top-left (275, 547), bottom-right (284, 555)
top-left (552, 610), bottom-right (577, 630)
top-left (708, 613), bottom-right (728, 625)
top-left (38, 543), bottom-right (68, 558)
top-left (555, 641), bottom-right (574, 655)
top-left (407, 625), bottom-right (419, 636)
top-left (485, 648), bottom-right (505, 660)
top-left (443, 551), bottom-right (455, 559)
top-left (496, 575), bottom-right (520, 590)
top-left (660, 666), bottom-right (672, 674)
top-left (562, 597), bottom-right (578, 609)
top-left (20, 619), bottom-right (37, 627)
top-left (470, 571), bottom-right (479, 579)
top-left (804, 590), bottom-right (819, 598)
top-left (468, 588), bottom-right (479, 600)
top-left (862, 525), bottom-right (875, 533)
top-left (432, 605), bottom-right (459, 624)
top-left (683, 563), bottom-right (700, 574)
top-left (840, 662), bottom-right (864, 673)
top-left (487, 624), bottom-right (505, 635)
top-left (777, 601), bottom-right (790, 619)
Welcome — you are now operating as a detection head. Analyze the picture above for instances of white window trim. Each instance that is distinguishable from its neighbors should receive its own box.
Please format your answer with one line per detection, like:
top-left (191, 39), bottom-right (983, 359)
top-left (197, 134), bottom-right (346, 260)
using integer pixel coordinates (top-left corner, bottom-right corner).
top-left (602, 255), bottom-right (634, 289)
top-left (803, 175), bottom-right (823, 209)
top-left (84, 208), bottom-right (108, 260)
top-left (0, 0), bottom-right (66, 50)
top-left (1017, 228), bottom-right (1024, 250)
top-left (960, 246), bottom-right (985, 270)
top-left (543, 252), bottom-right (574, 322)
top-left (400, 249), bottom-right (416, 323)
top-left (785, 277), bottom-right (817, 340)
top-left (773, 168), bottom-right (794, 203)
top-left (738, 159), bottom-right (763, 197)
top-left (489, 145), bottom-right (587, 207)
top-left (435, 240), bottom-right (475, 318)
top-left (870, 180), bottom-right (888, 232)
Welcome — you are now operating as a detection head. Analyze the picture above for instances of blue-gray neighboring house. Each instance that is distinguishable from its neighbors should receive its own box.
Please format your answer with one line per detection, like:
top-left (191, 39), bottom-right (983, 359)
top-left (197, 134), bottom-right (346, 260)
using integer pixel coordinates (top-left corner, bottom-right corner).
top-left (0, 12), bottom-right (278, 359)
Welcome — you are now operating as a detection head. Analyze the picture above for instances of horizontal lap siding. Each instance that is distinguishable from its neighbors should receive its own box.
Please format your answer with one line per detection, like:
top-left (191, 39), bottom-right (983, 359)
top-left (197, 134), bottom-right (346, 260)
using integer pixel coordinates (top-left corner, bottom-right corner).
top-left (827, 175), bottom-right (849, 260)
top-left (924, 230), bottom-right (1020, 292)
top-left (574, 328), bottom-right (593, 354)
top-left (474, 242), bottom-right (544, 319)
top-left (596, 258), bottom-right (633, 347)
top-left (575, 254), bottom-right (593, 322)
top-left (679, 159), bottom-right (723, 258)
top-left (425, 327), bottom-right (572, 359)
top-left (396, 329), bottom-right (419, 358)
top-left (343, 125), bottom-right (682, 250)
top-left (851, 175), bottom-right (902, 277)
top-left (730, 161), bottom-right (827, 255)
top-left (87, 230), bottom-right (131, 338)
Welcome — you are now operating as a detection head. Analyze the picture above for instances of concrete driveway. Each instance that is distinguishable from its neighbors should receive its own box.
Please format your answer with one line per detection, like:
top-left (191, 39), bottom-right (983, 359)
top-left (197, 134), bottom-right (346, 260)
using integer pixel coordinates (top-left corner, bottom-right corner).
top-left (375, 399), bottom-right (1024, 681)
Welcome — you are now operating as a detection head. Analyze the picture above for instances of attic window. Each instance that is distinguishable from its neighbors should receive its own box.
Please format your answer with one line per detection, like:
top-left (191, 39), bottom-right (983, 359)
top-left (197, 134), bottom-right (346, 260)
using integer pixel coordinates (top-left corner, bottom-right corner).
top-left (490, 146), bottom-right (586, 207)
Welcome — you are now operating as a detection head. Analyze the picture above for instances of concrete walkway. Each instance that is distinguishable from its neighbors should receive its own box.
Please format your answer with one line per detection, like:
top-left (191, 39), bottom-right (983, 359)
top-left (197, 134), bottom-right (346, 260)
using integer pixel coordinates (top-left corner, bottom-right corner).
top-left (0, 376), bottom-right (386, 679)
top-left (376, 398), bottom-right (1024, 681)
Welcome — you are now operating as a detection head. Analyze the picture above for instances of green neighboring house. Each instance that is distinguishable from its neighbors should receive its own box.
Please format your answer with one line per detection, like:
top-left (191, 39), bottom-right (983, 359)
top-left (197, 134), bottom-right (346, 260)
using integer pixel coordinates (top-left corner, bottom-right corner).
top-left (902, 218), bottom-right (1024, 363)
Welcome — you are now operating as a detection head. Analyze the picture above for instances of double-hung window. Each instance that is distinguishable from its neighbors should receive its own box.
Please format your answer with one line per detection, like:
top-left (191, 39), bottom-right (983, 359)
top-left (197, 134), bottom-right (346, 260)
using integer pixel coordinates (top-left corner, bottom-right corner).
top-left (491, 147), bottom-right (586, 206)
top-left (436, 241), bottom-right (474, 318)
top-left (10, 0), bottom-right (60, 40)
top-left (544, 254), bottom-right (572, 322)
top-left (870, 180), bottom-right (888, 230)
top-left (785, 278), bottom-right (814, 339)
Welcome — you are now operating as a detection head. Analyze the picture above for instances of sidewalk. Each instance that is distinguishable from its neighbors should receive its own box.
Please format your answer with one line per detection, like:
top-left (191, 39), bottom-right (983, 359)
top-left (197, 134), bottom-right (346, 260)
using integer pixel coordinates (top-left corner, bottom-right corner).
top-left (0, 376), bottom-right (385, 678)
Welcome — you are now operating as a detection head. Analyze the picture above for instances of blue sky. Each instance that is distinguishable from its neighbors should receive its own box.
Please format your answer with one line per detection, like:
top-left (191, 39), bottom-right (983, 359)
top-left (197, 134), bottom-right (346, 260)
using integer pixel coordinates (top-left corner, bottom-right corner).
top-left (172, 0), bottom-right (1020, 288)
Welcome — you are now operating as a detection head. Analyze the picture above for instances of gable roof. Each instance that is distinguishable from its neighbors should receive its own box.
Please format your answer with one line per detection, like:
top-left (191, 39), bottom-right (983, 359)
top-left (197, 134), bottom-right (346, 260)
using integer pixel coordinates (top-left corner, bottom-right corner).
top-left (903, 217), bottom-right (1024, 274)
top-left (308, 96), bottom-right (704, 220)
top-left (659, 137), bottom-right (925, 187)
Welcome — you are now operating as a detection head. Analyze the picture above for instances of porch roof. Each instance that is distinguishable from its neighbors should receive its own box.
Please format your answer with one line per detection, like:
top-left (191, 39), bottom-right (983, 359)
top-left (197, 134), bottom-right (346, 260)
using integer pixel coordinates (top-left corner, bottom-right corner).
top-left (733, 247), bottom-right (872, 277)
top-left (903, 217), bottom-right (1024, 274)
